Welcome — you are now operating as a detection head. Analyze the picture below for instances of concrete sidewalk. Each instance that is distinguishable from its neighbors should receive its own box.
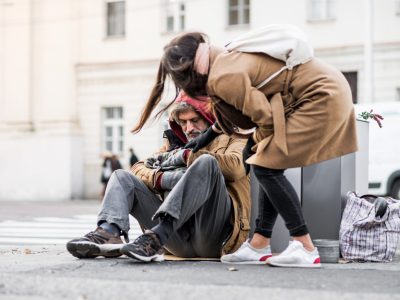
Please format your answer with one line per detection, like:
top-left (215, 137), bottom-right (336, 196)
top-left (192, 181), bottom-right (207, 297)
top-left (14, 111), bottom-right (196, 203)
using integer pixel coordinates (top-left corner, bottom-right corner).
top-left (1, 244), bottom-right (400, 300)
top-left (0, 200), bottom-right (400, 300)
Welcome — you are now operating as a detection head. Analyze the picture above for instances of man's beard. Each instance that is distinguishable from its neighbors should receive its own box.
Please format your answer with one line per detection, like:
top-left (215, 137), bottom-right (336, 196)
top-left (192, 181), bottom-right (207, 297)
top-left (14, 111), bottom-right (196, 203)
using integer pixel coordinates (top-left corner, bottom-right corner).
top-left (185, 130), bottom-right (202, 141)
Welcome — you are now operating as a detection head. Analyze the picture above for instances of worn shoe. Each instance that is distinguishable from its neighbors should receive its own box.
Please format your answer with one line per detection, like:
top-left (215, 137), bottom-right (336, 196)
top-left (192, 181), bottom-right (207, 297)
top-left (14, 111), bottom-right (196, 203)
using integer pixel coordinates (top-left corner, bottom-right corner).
top-left (66, 227), bottom-right (124, 259)
top-left (221, 240), bottom-right (272, 264)
top-left (120, 230), bottom-right (164, 262)
top-left (267, 240), bottom-right (321, 268)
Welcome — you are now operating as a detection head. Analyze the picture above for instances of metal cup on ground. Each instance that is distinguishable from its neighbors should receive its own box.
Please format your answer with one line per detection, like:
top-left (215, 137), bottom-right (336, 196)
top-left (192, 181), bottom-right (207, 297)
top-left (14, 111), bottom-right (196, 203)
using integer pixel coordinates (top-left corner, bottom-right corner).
top-left (313, 239), bottom-right (340, 263)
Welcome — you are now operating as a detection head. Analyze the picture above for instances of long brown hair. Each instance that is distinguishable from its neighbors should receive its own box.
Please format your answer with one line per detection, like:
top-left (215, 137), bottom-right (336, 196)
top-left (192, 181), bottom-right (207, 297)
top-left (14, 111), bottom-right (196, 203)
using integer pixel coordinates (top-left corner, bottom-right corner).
top-left (132, 32), bottom-right (209, 133)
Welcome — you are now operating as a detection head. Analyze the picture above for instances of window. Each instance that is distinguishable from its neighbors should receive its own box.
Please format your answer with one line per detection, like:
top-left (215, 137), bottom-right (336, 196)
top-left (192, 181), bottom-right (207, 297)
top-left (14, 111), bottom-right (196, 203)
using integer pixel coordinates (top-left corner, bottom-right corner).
top-left (164, 0), bottom-right (185, 32)
top-left (102, 107), bottom-right (124, 155)
top-left (228, 0), bottom-right (250, 26)
top-left (106, 0), bottom-right (125, 37)
top-left (307, 0), bottom-right (336, 21)
top-left (342, 71), bottom-right (358, 104)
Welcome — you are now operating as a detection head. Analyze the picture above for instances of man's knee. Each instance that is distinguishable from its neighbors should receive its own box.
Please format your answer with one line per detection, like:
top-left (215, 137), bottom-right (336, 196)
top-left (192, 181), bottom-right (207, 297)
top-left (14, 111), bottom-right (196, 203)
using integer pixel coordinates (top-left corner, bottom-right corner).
top-left (111, 169), bottom-right (141, 187)
top-left (192, 154), bottom-right (218, 168)
top-left (113, 169), bottom-right (131, 180)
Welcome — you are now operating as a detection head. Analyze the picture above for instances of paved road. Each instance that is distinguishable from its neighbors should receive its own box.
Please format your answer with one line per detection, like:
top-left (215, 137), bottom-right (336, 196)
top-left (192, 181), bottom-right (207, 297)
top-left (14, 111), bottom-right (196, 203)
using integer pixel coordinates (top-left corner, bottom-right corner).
top-left (1, 245), bottom-right (400, 300)
top-left (0, 200), bottom-right (100, 222)
top-left (0, 215), bottom-right (141, 245)
top-left (1, 200), bottom-right (400, 300)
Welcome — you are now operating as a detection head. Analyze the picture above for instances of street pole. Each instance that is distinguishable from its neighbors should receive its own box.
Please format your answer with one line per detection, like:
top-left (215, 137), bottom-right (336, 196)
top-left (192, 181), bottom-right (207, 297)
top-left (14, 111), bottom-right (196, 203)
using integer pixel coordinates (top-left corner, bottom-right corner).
top-left (364, 0), bottom-right (374, 103)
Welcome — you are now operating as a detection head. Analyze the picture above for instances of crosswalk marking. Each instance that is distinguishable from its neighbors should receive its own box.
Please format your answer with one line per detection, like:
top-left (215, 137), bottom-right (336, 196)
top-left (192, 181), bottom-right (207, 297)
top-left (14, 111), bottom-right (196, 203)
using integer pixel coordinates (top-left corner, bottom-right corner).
top-left (0, 215), bottom-right (142, 245)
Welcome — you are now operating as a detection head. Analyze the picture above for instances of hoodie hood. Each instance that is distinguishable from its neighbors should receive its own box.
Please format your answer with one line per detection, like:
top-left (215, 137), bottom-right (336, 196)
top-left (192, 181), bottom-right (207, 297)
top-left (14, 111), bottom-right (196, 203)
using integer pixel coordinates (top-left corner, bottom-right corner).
top-left (169, 91), bottom-right (215, 144)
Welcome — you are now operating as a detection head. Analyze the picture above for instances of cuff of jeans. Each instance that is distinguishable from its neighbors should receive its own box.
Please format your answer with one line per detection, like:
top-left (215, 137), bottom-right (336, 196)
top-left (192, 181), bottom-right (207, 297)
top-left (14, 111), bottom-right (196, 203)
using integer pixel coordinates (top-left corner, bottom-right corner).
top-left (254, 228), bottom-right (273, 239)
top-left (289, 225), bottom-right (309, 237)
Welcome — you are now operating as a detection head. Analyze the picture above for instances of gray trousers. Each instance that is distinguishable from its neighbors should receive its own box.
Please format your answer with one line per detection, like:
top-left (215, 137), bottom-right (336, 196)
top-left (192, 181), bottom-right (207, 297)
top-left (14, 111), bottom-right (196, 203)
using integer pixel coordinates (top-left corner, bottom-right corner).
top-left (98, 154), bottom-right (233, 258)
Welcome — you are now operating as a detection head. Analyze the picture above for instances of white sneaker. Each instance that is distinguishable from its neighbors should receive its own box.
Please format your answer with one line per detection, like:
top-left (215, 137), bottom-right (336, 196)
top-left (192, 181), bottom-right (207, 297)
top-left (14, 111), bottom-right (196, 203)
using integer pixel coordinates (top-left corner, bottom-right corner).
top-left (221, 240), bottom-right (272, 264)
top-left (267, 240), bottom-right (321, 268)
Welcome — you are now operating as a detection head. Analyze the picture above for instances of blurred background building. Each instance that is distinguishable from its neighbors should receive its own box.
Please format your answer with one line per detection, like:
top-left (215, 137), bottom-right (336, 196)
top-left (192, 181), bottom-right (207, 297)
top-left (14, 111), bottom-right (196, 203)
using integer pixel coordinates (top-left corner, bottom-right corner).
top-left (1, 0), bottom-right (399, 200)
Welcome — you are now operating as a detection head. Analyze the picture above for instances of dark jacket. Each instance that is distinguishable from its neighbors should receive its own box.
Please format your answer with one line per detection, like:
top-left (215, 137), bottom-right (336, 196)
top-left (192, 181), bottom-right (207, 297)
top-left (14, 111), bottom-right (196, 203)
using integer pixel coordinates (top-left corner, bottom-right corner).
top-left (101, 157), bottom-right (122, 183)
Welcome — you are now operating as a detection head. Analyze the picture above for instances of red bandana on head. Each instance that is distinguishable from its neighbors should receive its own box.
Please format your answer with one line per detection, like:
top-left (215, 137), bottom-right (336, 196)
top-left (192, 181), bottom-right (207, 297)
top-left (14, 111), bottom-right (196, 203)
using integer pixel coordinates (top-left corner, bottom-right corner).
top-left (169, 91), bottom-right (215, 144)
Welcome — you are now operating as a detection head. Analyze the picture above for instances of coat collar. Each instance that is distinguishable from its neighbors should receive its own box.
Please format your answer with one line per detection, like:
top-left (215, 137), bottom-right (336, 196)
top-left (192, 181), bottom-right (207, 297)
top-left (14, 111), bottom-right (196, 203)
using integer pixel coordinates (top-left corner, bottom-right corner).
top-left (209, 46), bottom-right (224, 70)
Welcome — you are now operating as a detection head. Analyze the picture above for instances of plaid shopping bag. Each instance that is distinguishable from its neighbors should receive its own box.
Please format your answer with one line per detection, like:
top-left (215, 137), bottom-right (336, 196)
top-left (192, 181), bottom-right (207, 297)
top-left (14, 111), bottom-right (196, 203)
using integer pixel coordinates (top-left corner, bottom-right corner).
top-left (339, 192), bottom-right (400, 262)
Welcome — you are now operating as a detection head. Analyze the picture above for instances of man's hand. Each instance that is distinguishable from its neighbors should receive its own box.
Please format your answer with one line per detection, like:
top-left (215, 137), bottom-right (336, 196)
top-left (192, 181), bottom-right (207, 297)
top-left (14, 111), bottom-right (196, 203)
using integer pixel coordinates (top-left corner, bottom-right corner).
top-left (160, 149), bottom-right (189, 171)
top-left (243, 137), bottom-right (256, 175)
top-left (144, 152), bottom-right (172, 169)
top-left (184, 124), bottom-right (221, 153)
top-left (144, 156), bottom-right (160, 169)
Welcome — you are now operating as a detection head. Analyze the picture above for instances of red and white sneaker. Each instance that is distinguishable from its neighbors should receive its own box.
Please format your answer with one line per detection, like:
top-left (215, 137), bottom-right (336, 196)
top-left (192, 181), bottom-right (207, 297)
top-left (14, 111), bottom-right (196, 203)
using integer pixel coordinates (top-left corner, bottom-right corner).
top-left (221, 240), bottom-right (272, 264)
top-left (267, 240), bottom-right (321, 268)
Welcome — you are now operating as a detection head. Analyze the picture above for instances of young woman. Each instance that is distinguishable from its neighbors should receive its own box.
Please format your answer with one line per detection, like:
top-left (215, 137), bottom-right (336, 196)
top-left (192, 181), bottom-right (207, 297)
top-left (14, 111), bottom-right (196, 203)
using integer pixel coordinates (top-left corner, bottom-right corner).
top-left (132, 31), bottom-right (357, 268)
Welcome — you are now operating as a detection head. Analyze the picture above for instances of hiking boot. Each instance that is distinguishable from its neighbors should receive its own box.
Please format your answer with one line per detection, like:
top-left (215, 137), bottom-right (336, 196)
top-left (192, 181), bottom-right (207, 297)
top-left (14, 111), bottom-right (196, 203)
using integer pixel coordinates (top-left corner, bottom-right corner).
top-left (221, 240), bottom-right (272, 264)
top-left (66, 227), bottom-right (124, 259)
top-left (266, 240), bottom-right (321, 268)
top-left (120, 230), bottom-right (164, 262)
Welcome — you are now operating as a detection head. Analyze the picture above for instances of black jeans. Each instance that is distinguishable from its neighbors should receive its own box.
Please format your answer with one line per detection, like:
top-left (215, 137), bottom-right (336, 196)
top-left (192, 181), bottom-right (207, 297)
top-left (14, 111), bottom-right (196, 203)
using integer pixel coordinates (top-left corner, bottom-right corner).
top-left (253, 165), bottom-right (308, 238)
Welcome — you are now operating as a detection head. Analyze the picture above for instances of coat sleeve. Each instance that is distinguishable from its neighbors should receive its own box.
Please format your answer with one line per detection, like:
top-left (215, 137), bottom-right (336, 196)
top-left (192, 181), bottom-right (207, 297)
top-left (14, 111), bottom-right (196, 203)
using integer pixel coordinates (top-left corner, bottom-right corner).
top-left (186, 137), bottom-right (247, 182)
top-left (208, 71), bottom-right (274, 140)
top-left (130, 161), bottom-right (160, 192)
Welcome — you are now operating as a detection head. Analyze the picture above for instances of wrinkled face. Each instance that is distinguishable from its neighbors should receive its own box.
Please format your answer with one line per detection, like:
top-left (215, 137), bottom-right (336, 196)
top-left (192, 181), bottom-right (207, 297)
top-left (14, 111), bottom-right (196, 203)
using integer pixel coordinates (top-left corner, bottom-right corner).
top-left (177, 110), bottom-right (209, 141)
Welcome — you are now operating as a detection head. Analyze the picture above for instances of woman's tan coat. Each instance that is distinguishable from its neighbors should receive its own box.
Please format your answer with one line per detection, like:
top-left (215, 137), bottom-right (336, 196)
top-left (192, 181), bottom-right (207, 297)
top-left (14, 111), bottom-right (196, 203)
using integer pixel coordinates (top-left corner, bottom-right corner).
top-left (207, 48), bottom-right (358, 169)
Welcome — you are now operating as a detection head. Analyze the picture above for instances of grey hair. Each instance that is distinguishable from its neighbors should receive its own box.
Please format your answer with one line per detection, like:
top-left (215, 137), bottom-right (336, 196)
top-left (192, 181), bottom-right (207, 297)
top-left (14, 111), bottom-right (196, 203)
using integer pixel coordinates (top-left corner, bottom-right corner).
top-left (169, 102), bottom-right (197, 123)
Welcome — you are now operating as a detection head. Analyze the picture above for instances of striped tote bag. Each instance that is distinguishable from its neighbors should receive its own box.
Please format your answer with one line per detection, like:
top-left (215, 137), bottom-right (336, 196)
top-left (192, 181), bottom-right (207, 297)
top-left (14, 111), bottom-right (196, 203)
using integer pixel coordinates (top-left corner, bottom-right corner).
top-left (339, 192), bottom-right (400, 262)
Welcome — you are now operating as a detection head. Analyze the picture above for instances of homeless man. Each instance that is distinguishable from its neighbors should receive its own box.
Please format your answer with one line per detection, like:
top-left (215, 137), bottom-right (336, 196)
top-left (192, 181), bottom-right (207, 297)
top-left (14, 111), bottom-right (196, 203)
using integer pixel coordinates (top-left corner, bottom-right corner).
top-left (66, 92), bottom-right (250, 262)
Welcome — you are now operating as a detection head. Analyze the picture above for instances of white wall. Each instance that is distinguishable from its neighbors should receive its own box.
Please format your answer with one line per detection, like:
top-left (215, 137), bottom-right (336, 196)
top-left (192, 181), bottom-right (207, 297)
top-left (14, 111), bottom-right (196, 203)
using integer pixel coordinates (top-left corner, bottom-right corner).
top-left (0, 0), bottom-right (32, 130)
top-left (1, 0), bottom-right (399, 200)
top-left (78, 0), bottom-right (165, 63)
top-left (0, 133), bottom-right (83, 201)
top-left (0, 0), bottom-right (83, 201)
top-left (77, 0), bottom-right (400, 198)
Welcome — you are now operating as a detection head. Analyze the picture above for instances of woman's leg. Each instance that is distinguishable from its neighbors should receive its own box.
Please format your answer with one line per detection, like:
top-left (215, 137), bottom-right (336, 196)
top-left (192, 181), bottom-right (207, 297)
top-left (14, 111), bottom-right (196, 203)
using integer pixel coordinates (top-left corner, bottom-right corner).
top-left (252, 165), bottom-right (315, 251)
top-left (220, 178), bottom-right (273, 264)
top-left (249, 185), bottom-right (277, 249)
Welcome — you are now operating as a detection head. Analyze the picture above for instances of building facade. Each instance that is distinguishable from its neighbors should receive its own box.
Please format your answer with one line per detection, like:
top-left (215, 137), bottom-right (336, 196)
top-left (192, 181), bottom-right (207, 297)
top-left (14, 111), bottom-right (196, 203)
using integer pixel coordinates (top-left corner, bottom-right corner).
top-left (1, 0), bottom-right (399, 200)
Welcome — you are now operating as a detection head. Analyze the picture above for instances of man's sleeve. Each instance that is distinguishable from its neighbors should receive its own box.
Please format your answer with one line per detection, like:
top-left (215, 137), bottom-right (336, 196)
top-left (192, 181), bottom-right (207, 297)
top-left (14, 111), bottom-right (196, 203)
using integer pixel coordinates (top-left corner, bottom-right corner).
top-left (186, 136), bottom-right (247, 182)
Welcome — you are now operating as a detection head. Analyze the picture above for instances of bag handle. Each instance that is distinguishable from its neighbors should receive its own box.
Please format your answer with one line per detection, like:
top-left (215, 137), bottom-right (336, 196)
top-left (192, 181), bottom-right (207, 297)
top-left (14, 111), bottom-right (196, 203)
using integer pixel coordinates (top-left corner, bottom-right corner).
top-left (360, 194), bottom-right (388, 218)
top-left (360, 194), bottom-right (378, 203)
top-left (360, 194), bottom-right (378, 199)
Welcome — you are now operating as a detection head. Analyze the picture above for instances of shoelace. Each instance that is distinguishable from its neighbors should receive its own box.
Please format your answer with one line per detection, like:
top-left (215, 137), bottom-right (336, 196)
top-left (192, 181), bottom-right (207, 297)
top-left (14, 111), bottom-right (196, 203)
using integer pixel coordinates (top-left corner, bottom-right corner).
top-left (85, 231), bottom-right (109, 244)
top-left (133, 233), bottom-right (160, 254)
top-left (134, 233), bottom-right (155, 246)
